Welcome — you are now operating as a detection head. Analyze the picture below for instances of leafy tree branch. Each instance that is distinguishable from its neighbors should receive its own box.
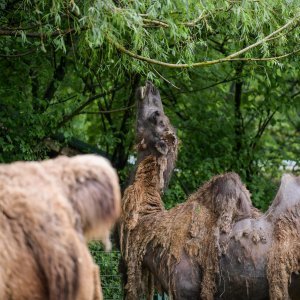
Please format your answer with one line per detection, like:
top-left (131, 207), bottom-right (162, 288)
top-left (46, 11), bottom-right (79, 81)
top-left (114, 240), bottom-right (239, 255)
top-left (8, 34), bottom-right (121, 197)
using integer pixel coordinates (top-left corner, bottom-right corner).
top-left (107, 15), bottom-right (300, 68)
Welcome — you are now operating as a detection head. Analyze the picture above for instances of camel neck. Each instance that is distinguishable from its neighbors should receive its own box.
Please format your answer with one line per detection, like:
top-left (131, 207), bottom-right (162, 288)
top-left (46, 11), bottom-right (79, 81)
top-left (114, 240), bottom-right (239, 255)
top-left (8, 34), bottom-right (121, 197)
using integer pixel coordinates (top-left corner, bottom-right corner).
top-left (134, 155), bottom-right (165, 192)
top-left (122, 155), bottom-right (165, 217)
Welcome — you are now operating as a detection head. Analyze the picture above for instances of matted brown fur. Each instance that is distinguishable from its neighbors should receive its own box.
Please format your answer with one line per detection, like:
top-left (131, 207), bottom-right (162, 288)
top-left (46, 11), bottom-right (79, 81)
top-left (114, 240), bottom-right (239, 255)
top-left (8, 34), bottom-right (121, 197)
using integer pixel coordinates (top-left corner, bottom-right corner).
top-left (0, 154), bottom-right (121, 300)
top-left (266, 174), bottom-right (300, 300)
top-left (120, 154), bottom-right (257, 299)
top-left (119, 81), bottom-right (260, 299)
top-left (121, 82), bottom-right (300, 299)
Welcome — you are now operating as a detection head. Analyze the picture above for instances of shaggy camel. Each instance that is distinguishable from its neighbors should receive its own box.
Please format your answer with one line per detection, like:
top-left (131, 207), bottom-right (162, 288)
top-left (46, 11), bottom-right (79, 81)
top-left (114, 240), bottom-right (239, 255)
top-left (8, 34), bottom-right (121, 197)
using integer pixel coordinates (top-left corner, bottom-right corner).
top-left (0, 154), bottom-right (120, 300)
top-left (120, 81), bottom-right (300, 299)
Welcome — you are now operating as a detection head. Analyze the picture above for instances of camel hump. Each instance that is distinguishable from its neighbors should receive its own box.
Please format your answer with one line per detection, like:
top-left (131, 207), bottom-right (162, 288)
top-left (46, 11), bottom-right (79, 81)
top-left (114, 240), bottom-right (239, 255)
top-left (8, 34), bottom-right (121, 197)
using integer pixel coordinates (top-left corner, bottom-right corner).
top-left (266, 173), bottom-right (300, 219)
top-left (42, 154), bottom-right (121, 248)
top-left (193, 172), bottom-right (255, 234)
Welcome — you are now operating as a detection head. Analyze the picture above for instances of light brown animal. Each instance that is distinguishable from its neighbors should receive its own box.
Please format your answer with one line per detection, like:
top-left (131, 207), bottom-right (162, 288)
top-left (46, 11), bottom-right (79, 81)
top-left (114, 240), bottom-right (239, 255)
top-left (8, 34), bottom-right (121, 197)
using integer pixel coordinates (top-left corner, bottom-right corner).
top-left (0, 154), bottom-right (121, 300)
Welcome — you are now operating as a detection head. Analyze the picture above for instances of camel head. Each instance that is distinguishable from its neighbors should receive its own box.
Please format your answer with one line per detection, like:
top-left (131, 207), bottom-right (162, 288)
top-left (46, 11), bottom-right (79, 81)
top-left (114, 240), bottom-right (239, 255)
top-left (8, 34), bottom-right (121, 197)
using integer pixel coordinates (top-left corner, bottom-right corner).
top-left (135, 81), bottom-right (178, 191)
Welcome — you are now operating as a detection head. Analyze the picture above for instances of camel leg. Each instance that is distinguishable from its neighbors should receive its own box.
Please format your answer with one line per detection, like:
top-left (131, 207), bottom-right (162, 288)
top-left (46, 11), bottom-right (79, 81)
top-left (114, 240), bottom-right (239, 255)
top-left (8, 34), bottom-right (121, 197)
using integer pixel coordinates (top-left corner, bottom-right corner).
top-left (93, 265), bottom-right (103, 300)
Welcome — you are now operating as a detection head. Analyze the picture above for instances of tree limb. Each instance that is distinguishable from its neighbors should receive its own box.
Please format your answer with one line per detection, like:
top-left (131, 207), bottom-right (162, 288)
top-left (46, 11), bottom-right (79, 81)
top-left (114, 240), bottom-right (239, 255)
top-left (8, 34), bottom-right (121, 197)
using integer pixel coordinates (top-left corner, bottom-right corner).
top-left (226, 16), bottom-right (300, 59)
top-left (0, 28), bottom-right (76, 38)
top-left (77, 104), bottom-right (135, 115)
top-left (44, 55), bottom-right (67, 102)
top-left (58, 86), bottom-right (123, 127)
top-left (107, 15), bottom-right (300, 68)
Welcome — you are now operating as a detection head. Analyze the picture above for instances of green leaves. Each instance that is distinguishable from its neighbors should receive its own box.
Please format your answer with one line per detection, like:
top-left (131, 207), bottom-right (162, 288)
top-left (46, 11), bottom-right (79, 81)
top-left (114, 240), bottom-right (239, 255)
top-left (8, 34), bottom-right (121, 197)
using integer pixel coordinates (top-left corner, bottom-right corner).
top-left (0, 0), bottom-right (299, 213)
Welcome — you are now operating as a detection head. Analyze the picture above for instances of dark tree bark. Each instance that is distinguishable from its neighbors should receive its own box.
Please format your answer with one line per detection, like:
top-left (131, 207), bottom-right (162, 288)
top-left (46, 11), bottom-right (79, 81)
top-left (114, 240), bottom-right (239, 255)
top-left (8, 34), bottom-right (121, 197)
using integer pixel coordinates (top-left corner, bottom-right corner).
top-left (43, 55), bottom-right (67, 103)
top-left (111, 74), bottom-right (140, 170)
top-left (233, 63), bottom-right (244, 159)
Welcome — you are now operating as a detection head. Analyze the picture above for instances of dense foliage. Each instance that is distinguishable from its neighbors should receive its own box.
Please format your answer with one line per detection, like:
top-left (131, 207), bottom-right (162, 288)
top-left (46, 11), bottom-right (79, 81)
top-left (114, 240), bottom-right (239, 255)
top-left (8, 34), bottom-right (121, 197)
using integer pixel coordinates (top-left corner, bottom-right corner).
top-left (89, 241), bottom-right (122, 299)
top-left (1, 0), bottom-right (299, 213)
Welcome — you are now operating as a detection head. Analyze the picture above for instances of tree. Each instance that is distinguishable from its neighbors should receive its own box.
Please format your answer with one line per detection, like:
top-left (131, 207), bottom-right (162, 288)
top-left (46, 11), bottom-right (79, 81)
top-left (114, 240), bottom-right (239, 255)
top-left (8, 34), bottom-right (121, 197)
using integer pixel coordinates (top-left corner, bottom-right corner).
top-left (0, 0), bottom-right (299, 208)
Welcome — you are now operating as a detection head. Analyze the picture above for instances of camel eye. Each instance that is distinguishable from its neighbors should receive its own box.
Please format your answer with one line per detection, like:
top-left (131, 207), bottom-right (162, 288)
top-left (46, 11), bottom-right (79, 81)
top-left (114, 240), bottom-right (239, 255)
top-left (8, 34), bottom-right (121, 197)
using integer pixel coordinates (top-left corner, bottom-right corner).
top-left (159, 120), bottom-right (165, 128)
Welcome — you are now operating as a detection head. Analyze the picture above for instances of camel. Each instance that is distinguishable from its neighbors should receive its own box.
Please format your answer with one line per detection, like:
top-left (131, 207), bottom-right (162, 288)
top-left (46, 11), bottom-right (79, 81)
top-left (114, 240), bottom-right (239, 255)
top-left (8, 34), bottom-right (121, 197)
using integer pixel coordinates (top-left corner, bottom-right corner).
top-left (119, 81), bottom-right (300, 299)
top-left (0, 154), bottom-right (121, 300)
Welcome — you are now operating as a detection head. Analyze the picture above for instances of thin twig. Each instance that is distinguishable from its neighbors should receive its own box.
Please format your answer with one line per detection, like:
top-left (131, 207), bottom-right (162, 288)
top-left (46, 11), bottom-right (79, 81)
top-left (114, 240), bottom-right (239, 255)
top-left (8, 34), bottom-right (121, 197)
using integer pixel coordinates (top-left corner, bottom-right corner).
top-left (142, 18), bottom-right (169, 28)
top-left (170, 75), bottom-right (245, 97)
top-left (78, 104), bottom-right (135, 115)
top-left (151, 67), bottom-right (180, 89)
top-left (49, 95), bottom-right (77, 106)
top-left (58, 85), bottom-right (123, 127)
top-left (0, 48), bottom-right (36, 57)
top-left (0, 28), bottom-right (76, 38)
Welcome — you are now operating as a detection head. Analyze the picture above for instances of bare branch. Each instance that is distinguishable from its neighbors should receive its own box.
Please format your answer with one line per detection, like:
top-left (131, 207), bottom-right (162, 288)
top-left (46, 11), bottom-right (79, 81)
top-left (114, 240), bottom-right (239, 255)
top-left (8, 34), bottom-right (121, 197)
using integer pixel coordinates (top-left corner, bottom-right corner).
top-left (58, 86), bottom-right (123, 127)
top-left (77, 104), bottom-right (135, 115)
top-left (0, 28), bottom-right (76, 38)
top-left (142, 18), bottom-right (169, 28)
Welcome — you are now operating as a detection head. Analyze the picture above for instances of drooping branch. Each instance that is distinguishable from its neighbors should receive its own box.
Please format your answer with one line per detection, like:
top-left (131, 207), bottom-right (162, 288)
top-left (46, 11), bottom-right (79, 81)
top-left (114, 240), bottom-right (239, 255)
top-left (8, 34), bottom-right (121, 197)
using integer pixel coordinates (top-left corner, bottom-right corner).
top-left (107, 15), bottom-right (300, 68)
top-left (225, 16), bottom-right (299, 59)
top-left (116, 6), bottom-right (233, 28)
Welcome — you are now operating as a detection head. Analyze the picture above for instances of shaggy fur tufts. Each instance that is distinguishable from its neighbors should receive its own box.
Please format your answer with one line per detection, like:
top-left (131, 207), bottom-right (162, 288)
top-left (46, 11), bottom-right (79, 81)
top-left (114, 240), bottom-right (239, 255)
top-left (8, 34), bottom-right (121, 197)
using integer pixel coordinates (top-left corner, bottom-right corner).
top-left (121, 82), bottom-right (300, 300)
top-left (120, 82), bottom-right (259, 300)
top-left (266, 174), bottom-right (300, 299)
top-left (120, 156), bottom-right (257, 299)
